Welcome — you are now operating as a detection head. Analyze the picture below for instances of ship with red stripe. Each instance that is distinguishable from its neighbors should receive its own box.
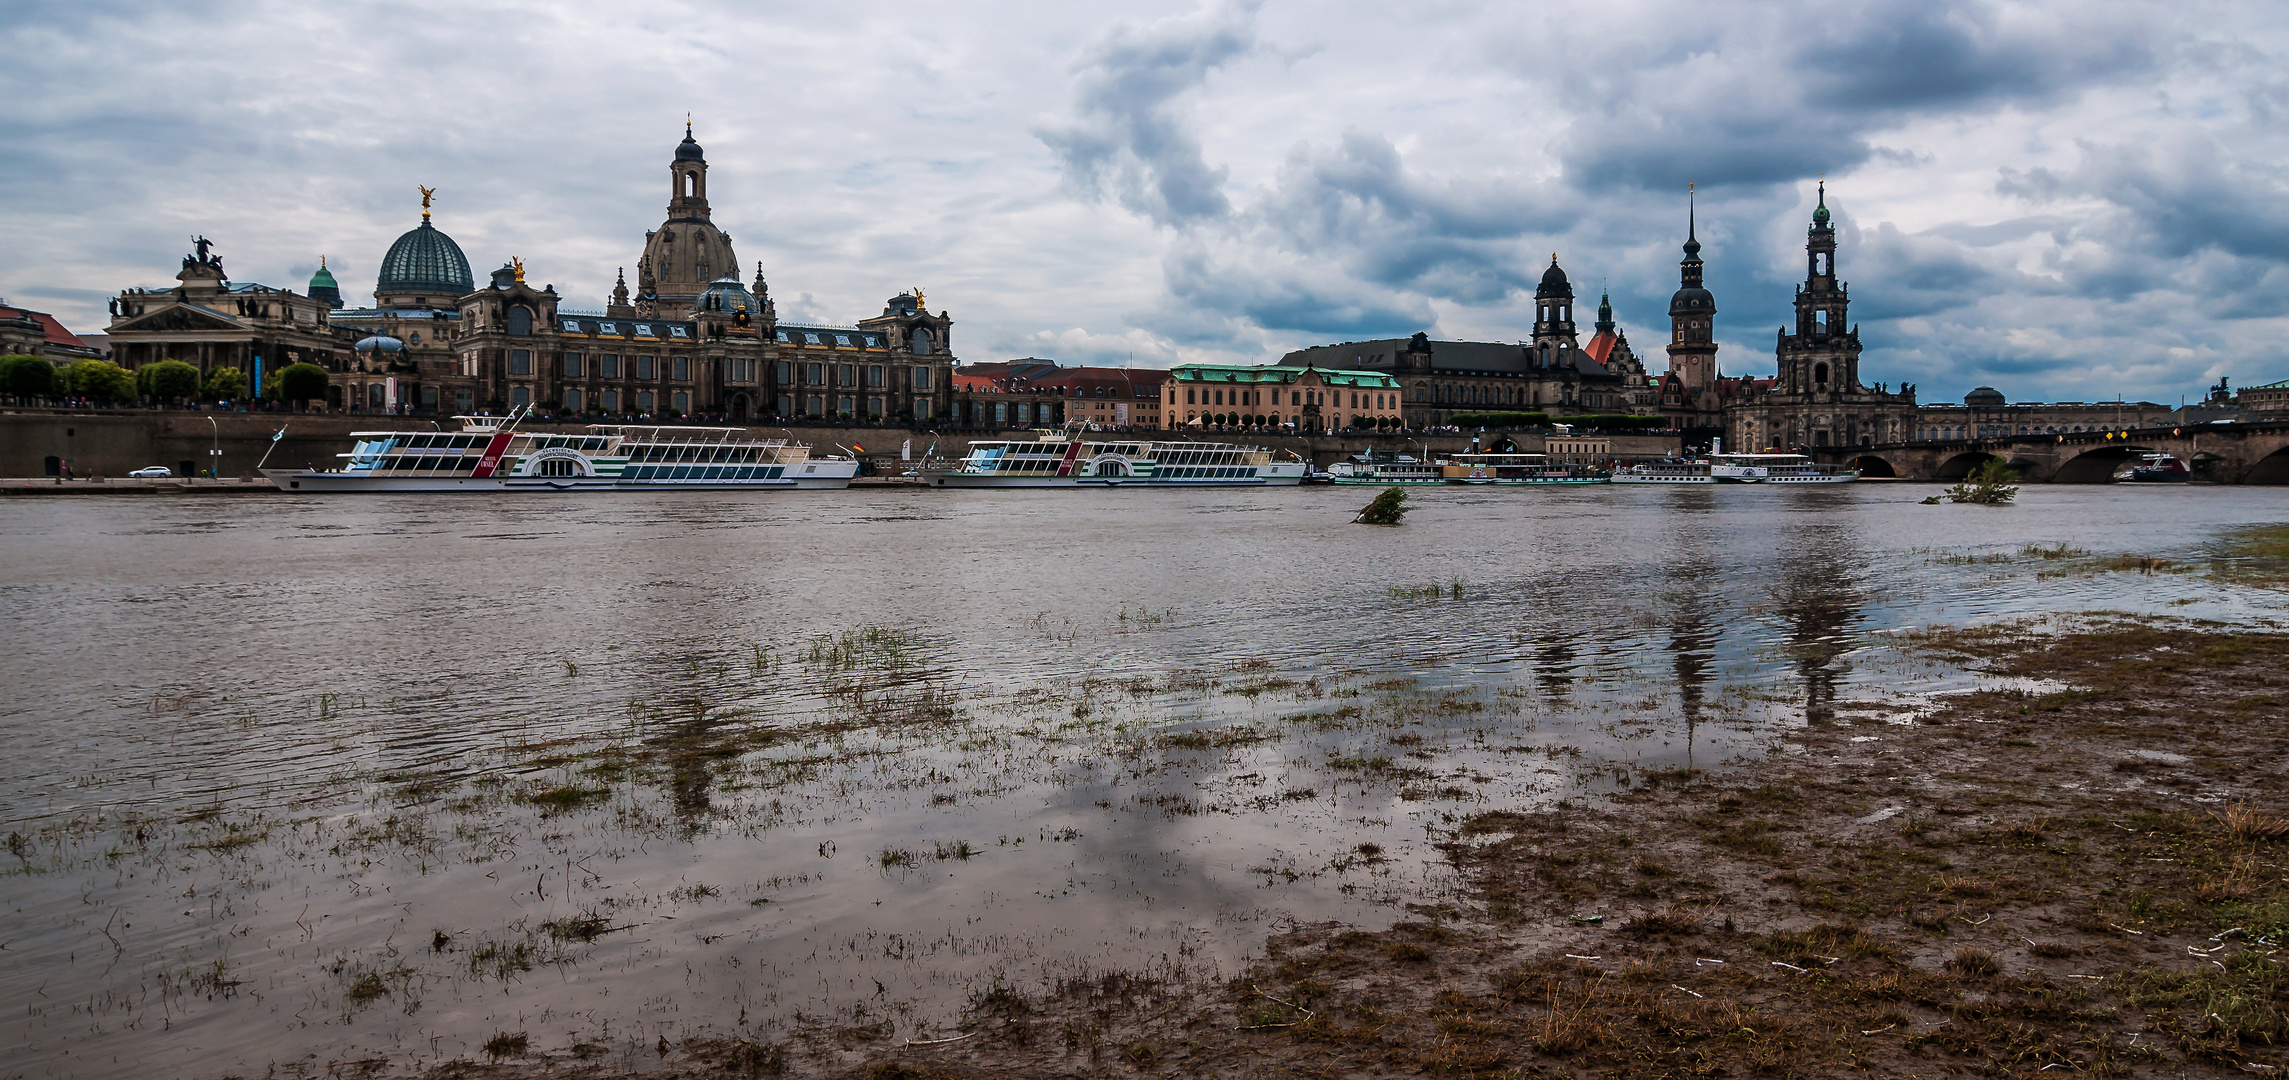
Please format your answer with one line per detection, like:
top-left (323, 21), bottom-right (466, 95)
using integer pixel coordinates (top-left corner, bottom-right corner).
top-left (929, 430), bottom-right (1306, 487)
top-left (261, 411), bottom-right (858, 492)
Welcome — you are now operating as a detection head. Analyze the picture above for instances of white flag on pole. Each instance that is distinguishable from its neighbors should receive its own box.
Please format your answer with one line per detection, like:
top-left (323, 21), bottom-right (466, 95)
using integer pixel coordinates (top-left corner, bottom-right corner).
top-left (901, 439), bottom-right (911, 461)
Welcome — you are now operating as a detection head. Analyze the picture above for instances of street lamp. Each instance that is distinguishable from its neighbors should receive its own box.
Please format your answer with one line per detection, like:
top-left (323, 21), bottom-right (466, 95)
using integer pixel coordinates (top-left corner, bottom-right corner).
top-left (207, 415), bottom-right (221, 479)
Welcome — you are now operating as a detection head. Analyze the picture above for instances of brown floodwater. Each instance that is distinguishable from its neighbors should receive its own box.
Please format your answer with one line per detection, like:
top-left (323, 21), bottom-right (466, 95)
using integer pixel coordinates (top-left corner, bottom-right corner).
top-left (0, 483), bottom-right (2284, 1077)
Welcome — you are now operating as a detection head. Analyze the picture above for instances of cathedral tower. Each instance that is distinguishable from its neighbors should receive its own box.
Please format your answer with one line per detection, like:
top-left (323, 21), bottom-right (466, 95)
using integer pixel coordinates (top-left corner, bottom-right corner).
top-left (637, 122), bottom-right (741, 315)
top-left (1776, 181), bottom-right (1859, 396)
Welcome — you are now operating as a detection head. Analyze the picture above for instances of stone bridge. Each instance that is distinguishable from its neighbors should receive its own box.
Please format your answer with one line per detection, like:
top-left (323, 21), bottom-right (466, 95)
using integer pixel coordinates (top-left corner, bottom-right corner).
top-left (1808, 420), bottom-right (2289, 484)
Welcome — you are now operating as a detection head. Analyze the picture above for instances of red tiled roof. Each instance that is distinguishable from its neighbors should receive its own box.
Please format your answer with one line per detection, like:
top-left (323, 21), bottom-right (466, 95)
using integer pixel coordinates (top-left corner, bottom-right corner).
top-left (1582, 329), bottom-right (1618, 365)
top-left (0, 305), bottom-right (86, 348)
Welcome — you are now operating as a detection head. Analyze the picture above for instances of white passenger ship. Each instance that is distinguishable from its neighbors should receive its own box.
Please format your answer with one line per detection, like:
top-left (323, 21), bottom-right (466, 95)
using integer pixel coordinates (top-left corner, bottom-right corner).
top-left (1613, 451), bottom-right (1856, 485)
top-left (1326, 451), bottom-right (1443, 485)
top-left (931, 431), bottom-right (1305, 487)
top-left (263, 412), bottom-right (859, 492)
top-left (1438, 452), bottom-right (1608, 485)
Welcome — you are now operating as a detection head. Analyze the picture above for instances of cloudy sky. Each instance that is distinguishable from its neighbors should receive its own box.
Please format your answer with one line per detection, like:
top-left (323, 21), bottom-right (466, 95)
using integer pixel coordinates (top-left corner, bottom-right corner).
top-left (3, 0), bottom-right (2284, 404)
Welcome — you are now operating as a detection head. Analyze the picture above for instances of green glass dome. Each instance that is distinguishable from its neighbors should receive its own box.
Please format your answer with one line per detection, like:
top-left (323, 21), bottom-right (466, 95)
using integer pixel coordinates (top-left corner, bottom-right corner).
top-left (308, 258), bottom-right (342, 308)
top-left (377, 220), bottom-right (472, 299)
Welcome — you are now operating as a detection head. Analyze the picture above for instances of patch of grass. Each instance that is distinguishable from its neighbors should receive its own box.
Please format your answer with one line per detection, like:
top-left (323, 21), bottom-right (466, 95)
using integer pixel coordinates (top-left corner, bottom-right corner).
top-left (483, 1031), bottom-right (529, 1058)
top-left (521, 785), bottom-right (609, 811)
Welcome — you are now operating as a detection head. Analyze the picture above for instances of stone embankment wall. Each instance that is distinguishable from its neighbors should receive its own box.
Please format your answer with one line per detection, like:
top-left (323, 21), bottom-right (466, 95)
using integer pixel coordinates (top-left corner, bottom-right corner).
top-left (0, 409), bottom-right (1679, 477)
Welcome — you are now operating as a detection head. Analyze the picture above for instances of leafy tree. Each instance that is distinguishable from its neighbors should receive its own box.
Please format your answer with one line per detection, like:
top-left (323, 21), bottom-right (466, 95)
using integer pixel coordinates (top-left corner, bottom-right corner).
top-left (1353, 486), bottom-right (1409, 525)
top-left (1930, 458), bottom-right (2020, 505)
top-left (63, 359), bottom-right (136, 402)
top-left (201, 365), bottom-right (246, 401)
top-left (0, 354), bottom-right (57, 400)
top-left (276, 362), bottom-right (330, 404)
top-left (139, 359), bottom-right (202, 403)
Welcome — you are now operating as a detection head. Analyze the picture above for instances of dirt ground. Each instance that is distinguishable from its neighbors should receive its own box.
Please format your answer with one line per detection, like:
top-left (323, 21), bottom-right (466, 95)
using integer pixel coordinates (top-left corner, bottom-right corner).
top-left (410, 622), bottom-right (2289, 1080)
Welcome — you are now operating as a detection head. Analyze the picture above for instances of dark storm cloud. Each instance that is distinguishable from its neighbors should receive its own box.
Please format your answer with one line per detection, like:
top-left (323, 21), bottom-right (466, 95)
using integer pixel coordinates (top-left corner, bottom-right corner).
top-left (1546, 0), bottom-right (2156, 194)
top-left (1035, 1), bottom-right (1259, 227)
top-left (1251, 130), bottom-right (1575, 304)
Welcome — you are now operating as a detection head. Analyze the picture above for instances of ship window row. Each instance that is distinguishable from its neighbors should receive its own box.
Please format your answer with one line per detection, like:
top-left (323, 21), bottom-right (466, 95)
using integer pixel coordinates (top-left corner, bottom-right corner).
top-left (624, 465), bottom-right (786, 481)
top-left (359, 456), bottom-right (483, 474)
top-left (1159, 467), bottom-right (1250, 479)
top-left (627, 445), bottom-right (776, 463)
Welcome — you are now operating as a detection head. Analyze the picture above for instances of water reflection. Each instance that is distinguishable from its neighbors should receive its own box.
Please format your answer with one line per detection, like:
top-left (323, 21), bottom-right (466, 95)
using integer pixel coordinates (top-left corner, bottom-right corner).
top-left (1769, 516), bottom-right (1867, 724)
top-left (0, 486), bottom-right (2281, 1078)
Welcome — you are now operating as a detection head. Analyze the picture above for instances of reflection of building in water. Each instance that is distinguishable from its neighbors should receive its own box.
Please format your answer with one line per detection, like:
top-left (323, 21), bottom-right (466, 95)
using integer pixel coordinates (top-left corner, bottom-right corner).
top-left (1663, 586), bottom-right (1720, 765)
top-left (1771, 535), bottom-right (1863, 724)
top-left (1531, 629), bottom-right (1580, 697)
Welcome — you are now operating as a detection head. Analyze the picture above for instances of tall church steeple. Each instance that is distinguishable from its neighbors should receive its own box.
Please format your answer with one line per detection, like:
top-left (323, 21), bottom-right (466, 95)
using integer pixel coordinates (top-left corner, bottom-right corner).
top-left (1666, 184), bottom-right (1719, 403)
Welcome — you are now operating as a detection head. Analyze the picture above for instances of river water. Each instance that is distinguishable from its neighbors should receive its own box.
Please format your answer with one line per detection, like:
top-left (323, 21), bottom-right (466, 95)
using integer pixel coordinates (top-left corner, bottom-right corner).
top-left (1, 483), bottom-right (2284, 1077)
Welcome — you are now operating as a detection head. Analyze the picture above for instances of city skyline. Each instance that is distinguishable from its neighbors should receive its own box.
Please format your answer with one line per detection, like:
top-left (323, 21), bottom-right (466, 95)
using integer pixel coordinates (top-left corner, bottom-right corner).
top-left (3, 0), bottom-right (2284, 406)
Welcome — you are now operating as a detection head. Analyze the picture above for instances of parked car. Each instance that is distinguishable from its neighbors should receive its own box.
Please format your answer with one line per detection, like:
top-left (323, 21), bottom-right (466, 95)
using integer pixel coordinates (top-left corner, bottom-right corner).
top-left (128, 466), bottom-right (173, 478)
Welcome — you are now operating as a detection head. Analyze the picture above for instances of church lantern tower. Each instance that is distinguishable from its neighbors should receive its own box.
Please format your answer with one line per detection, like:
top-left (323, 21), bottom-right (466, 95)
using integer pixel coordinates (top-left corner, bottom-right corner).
top-left (637, 121), bottom-right (740, 315)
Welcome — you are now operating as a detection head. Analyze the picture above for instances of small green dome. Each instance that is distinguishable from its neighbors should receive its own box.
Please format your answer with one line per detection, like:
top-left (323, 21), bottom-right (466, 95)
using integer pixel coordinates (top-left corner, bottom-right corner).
top-left (308, 257), bottom-right (343, 308)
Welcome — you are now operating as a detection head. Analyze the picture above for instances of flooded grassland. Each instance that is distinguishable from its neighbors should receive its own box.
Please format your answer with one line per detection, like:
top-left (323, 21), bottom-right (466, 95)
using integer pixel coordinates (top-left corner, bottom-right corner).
top-left (0, 485), bottom-right (2284, 1078)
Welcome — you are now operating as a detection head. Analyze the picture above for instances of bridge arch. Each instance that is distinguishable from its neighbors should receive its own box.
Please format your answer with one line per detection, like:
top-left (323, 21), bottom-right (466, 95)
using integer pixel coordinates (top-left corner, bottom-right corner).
top-left (1849, 454), bottom-right (1897, 478)
top-left (2247, 445), bottom-right (2289, 485)
top-left (2054, 445), bottom-right (2153, 484)
top-left (1934, 451), bottom-right (1997, 480)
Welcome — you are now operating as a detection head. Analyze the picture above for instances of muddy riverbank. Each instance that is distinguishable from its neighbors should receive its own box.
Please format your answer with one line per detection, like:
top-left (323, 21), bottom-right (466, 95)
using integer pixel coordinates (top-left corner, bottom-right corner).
top-left (609, 621), bottom-right (2287, 1080)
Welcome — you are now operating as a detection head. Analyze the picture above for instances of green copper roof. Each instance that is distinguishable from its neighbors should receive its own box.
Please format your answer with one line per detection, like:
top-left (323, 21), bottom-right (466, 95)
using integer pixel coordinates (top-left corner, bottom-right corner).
top-left (309, 264), bottom-right (338, 290)
top-left (1170, 363), bottom-right (1398, 389)
top-left (377, 220), bottom-right (473, 297)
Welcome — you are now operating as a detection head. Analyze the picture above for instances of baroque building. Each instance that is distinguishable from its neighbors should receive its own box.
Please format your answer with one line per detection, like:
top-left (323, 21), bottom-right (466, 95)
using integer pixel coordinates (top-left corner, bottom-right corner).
top-left (329, 189), bottom-right (475, 413)
top-left (1273, 257), bottom-right (1654, 428)
top-left (103, 239), bottom-right (344, 387)
top-left (103, 125), bottom-right (958, 422)
top-left (1724, 184), bottom-right (1917, 451)
top-left (449, 125), bottom-right (957, 422)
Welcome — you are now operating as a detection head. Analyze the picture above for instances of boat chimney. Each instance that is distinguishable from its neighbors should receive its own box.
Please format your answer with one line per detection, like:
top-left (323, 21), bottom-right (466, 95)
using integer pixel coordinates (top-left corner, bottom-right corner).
top-left (1711, 437), bottom-right (1722, 455)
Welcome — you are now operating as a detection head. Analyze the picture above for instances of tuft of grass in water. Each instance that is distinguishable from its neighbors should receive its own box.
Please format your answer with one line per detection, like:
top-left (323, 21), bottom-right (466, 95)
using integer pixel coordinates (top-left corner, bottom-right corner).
top-left (803, 626), bottom-right (923, 672)
top-left (543, 913), bottom-right (616, 942)
top-left (2108, 554), bottom-right (2186, 575)
top-left (343, 972), bottom-right (388, 1001)
top-left (560, 659), bottom-right (577, 677)
top-left (933, 839), bottom-right (977, 861)
top-left (483, 1031), bottom-right (529, 1058)
top-left (468, 938), bottom-right (536, 979)
top-left (2020, 541), bottom-right (2088, 560)
top-left (522, 785), bottom-right (610, 812)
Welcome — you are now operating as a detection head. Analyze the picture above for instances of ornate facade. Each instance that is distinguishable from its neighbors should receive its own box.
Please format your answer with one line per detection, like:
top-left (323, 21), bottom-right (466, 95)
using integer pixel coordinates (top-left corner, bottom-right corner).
top-left (103, 240), bottom-right (345, 388)
top-left (1274, 257), bottom-right (1654, 427)
top-left (104, 126), bottom-right (957, 422)
top-left (1725, 184), bottom-right (1917, 451)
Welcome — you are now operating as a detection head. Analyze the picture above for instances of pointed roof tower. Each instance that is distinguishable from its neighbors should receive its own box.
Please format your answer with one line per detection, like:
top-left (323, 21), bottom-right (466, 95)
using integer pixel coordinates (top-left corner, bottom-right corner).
top-left (1670, 184), bottom-right (1714, 317)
